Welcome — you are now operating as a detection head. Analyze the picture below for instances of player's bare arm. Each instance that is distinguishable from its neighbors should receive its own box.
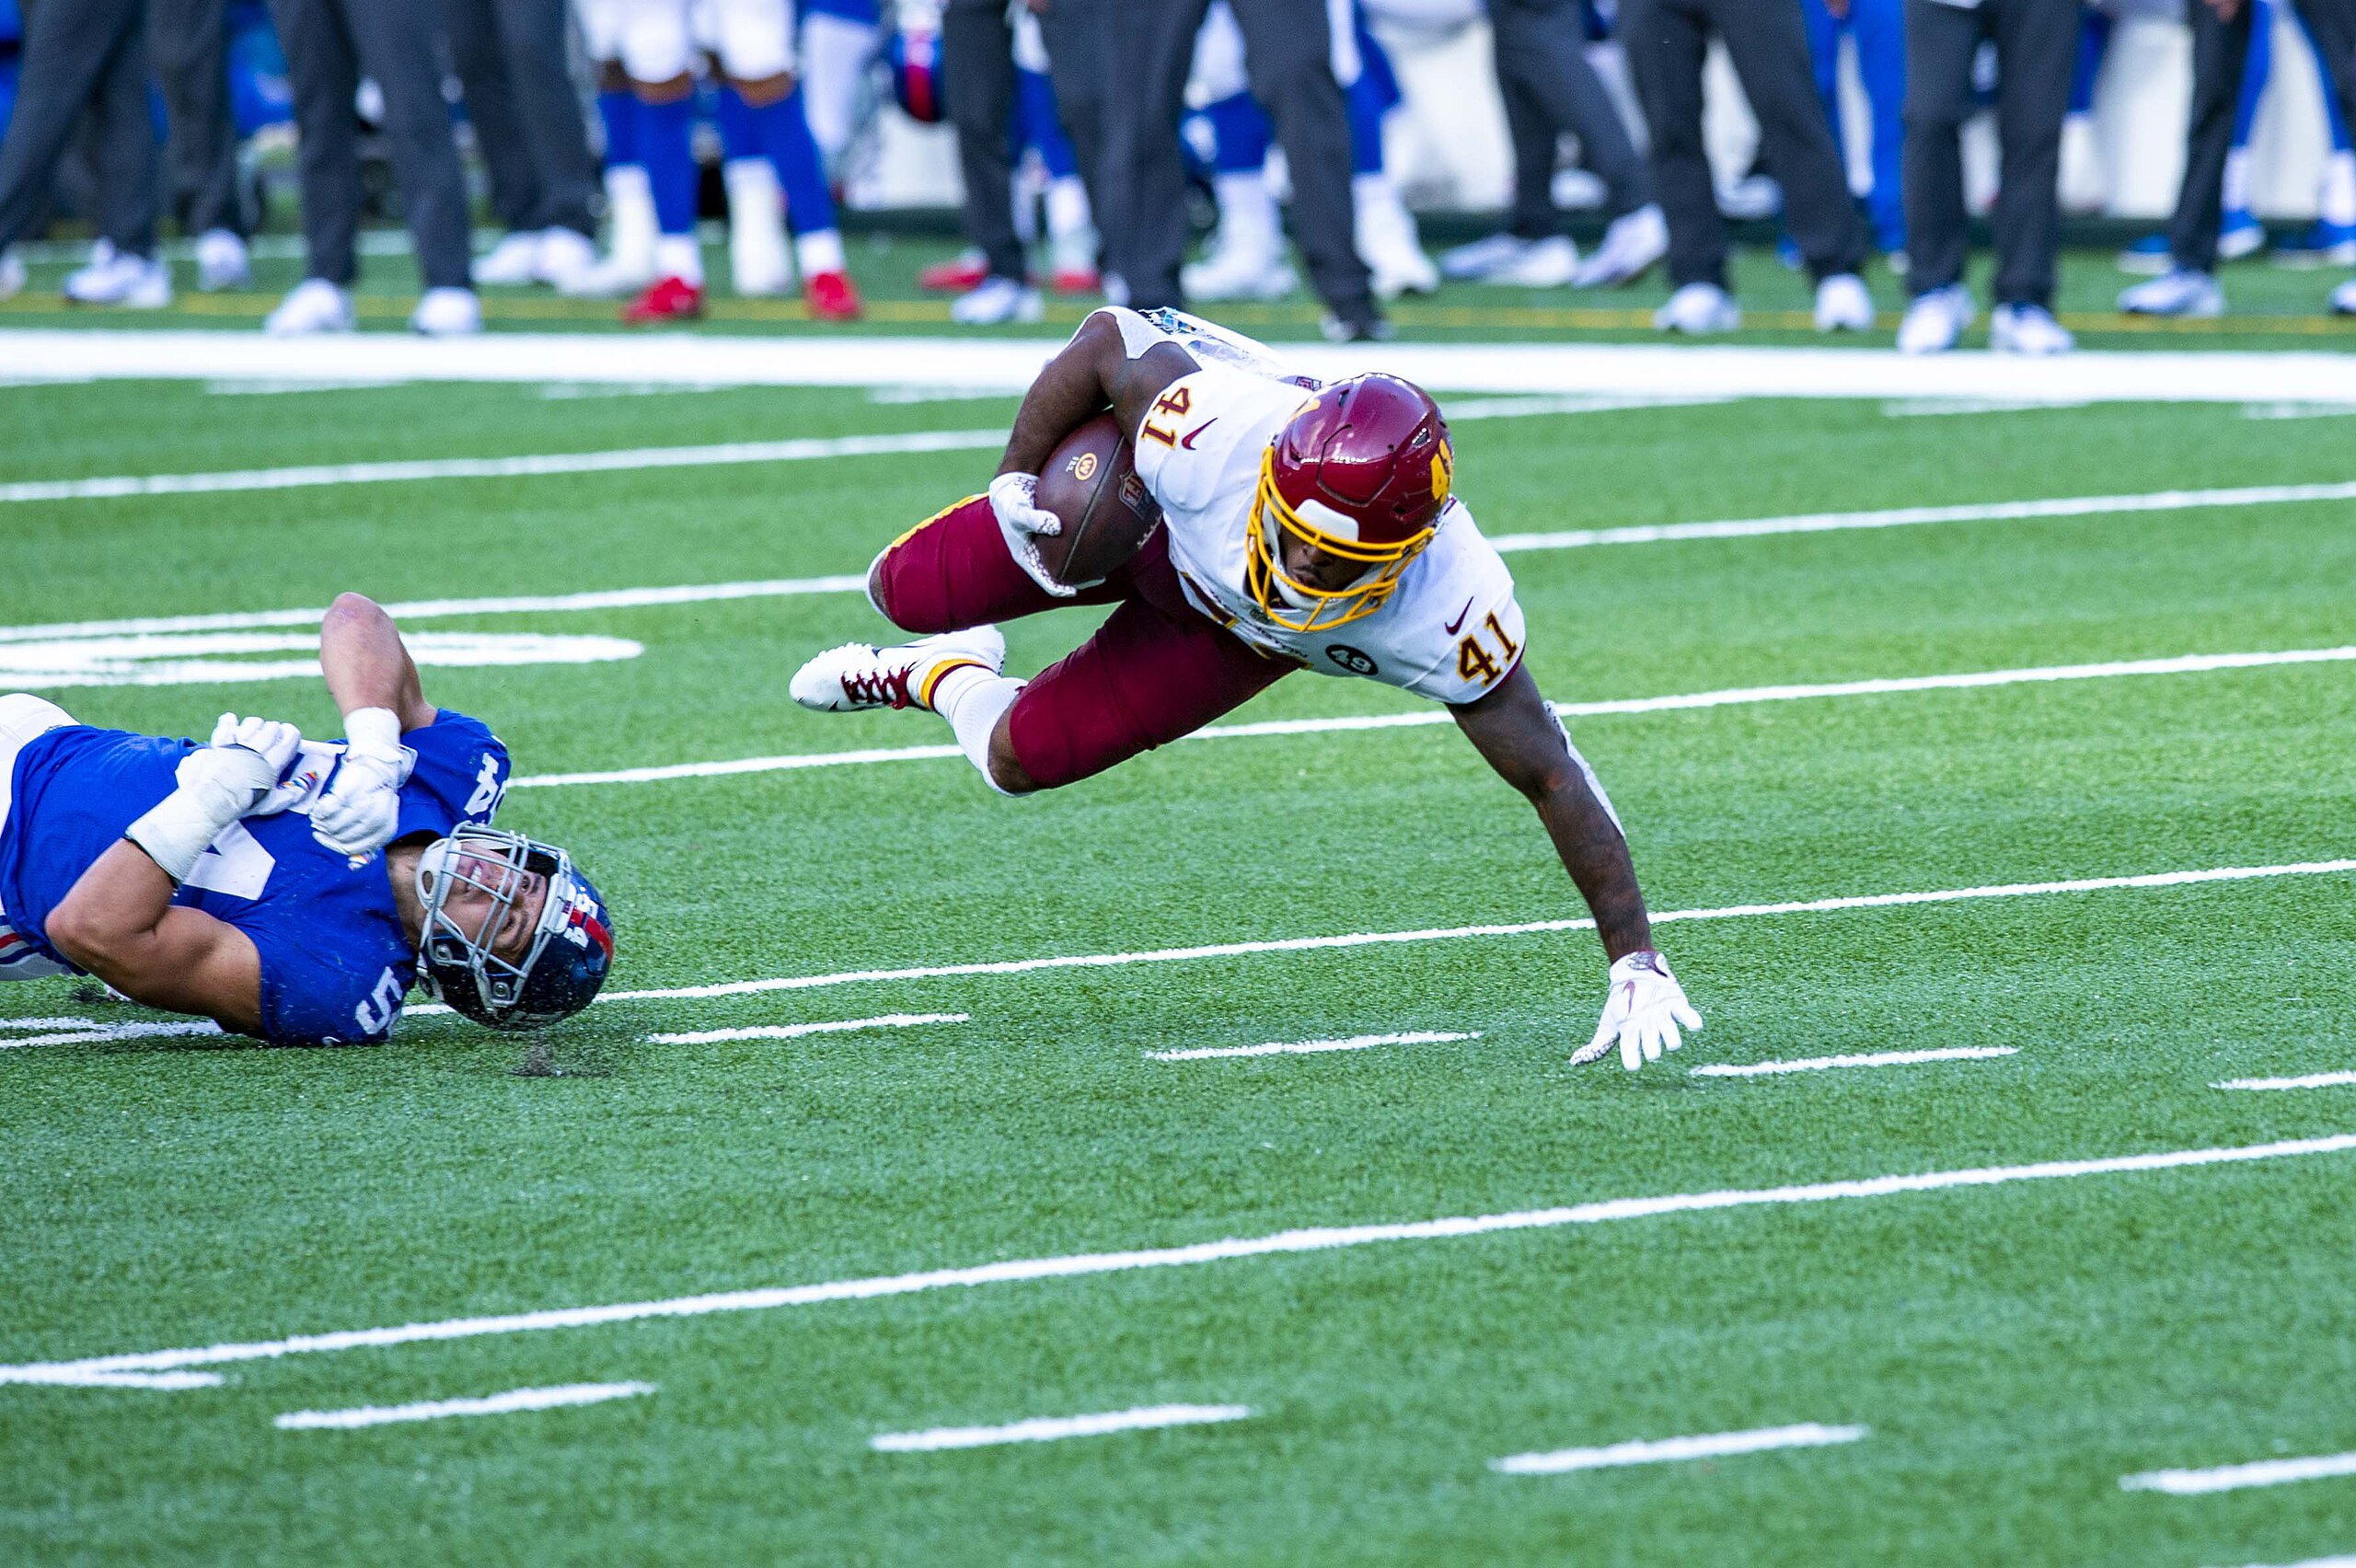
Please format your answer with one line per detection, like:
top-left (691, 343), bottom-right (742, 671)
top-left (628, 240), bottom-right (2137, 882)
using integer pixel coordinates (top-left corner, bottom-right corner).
top-left (311, 593), bottom-right (440, 857)
top-left (996, 308), bottom-right (1197, 478)
top-left (1449, 664), bottom-right (1652, 962)
top-left (46, 840), bottom-right (264, 1032)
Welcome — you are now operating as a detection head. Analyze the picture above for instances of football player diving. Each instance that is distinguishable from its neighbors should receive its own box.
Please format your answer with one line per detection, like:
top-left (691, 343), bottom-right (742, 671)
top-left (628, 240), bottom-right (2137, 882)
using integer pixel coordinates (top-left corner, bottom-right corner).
top-left (0, 594), bottom-right (613, 1046)
top-left (791, 307), bottom-right (1700, 1071)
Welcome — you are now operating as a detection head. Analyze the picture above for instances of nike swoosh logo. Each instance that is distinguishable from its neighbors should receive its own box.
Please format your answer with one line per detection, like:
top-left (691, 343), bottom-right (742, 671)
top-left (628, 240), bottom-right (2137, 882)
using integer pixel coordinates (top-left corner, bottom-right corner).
top-left (1443, 597), bottom-right (1474, 635)
top-left (1181, 419), bottom-right (1218, 450)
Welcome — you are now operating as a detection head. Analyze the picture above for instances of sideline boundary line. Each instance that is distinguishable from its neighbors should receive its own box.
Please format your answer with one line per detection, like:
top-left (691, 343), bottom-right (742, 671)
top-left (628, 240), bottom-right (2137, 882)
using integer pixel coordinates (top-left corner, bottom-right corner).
top-left (6, 1132), bottom-right (2352, 1387)
top-left (505, 646), bottom-right (2356, 790)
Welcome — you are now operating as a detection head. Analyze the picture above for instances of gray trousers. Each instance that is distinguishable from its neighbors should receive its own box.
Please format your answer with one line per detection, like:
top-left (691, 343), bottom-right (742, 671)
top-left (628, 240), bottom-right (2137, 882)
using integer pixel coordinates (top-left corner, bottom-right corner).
top-left (1491, 0), bottom-right (1652, 234)
top-left (150, 0), bottom-right (248, 236)
top-left (1618, 0), bottom-right (1865, 288)
top-left (1902, 0), bottom-right (2073, 306)
top-left (442, 0), bottom-right (596, 236)
top-left (0, 0), bottom-right (160, 256)
top-left (267, 0), bottom-right (473, 289)
top-left (2170, 0), bottom-right (2356, 271)
top-left (1106, 0), bottom-right (1374, 325)
top-left (942, 0), bottom-right (1110, 282)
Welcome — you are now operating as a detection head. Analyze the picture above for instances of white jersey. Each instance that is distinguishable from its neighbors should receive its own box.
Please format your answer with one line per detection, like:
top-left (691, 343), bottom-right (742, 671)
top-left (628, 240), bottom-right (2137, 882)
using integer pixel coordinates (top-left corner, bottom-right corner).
top-left (1127, 356), bottom-right (1528, 707)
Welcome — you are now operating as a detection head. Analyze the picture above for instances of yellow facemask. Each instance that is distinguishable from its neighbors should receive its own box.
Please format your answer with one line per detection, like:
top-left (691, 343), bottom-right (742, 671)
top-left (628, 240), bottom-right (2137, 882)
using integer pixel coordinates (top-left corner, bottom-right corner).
top-left (1243, 447), bottom-right (1439, 632)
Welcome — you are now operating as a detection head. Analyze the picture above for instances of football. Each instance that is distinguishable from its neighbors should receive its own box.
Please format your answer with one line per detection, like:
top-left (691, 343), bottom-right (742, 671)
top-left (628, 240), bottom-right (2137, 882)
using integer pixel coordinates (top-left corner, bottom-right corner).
top-left (1030, 413), bottom-right (1161, 588)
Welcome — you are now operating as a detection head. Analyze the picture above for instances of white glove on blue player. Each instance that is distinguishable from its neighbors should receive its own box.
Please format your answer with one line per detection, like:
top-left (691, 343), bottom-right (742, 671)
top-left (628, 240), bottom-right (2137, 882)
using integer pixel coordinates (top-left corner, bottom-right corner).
top-left (1572, 950), bottom-right (1703, 1072)
top-left (310, 707), bottom-right (407, 858)
top-left (987, 470), bottom-right (1076, 599)
top-left (128, 714), bottom-right (304, 882)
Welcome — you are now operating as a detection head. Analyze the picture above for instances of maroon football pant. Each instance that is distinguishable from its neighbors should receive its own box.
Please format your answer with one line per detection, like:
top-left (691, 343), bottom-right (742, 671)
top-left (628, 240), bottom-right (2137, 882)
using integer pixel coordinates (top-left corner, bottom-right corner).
top-left (869, 495), bottom-right (1294, 790)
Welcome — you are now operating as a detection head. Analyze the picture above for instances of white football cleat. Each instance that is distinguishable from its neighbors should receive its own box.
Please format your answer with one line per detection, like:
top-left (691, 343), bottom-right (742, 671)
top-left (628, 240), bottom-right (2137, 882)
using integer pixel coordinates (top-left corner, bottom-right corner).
top-left (1353, 174), bottom-right (1438, 300)
top-left (1991, 302), bottom-right (2075, 356)
top-left (950, 276), bottom-right (1044, 325)
top-left (472, 230), bottom-right (545, 286)
top-left (1654, 281), bottom-right (1740, 334)
top-left (2332, 277), bottom-right (2356, 316)
top-left (1487, 234), bottom-right (1579, 288)
top-left (1438, 231), bottom-right (1530, 282)
top-left (2118, 269), bottom-right (2224, 318)
top-left (791, 628), bottom-right (1007, 713)
top-left (1571, 204), bottom-right (1668, 288)
top-left (64, 245), bottom-right (172, 307)
top-left (557, 251), bottom-right (656, 299)
top-left (1897, 283), bottom-right (1974, 354)
top-left (533, 226), bottom-right (600, 291)
top-left (1813, 271), bottom-right (1876, 332)
top-left (409, 286), bottom-right (482, 336)
top-left (265, 278), bottom-right (356, 335)
top-left (1181, 235), bottom-right (1298, 303)
top-left (194, 228), bottom-right (250, 292)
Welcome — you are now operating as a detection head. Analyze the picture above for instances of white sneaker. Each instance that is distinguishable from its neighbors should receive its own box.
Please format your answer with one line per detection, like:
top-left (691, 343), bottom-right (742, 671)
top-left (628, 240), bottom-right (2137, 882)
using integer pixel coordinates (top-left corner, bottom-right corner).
top-left (472, 230), bottom-right (545, 286)
top-left (1487, 234), bottom-right (1579, 288)
top-left (950, 275), bottom-right (1044, 325)
top-left (2119, 269), bottom-right (2224, 318)
top-left (558, 251), bottom-right (656, 299)
top-left (1354, 177), bottom-right (1438, 300)
top-left (533, 227), bottom-right (599, 291)
top-left (410, 286), bottom-right (482, 336)
top-left (1897, 283), bottom-right (1974, 354)
top-left (1813, 272), bottom-right (1876, 332)
top-left (1181, 237), bottom-right (1298, 302)
top-left (194, 229), bottom-right (250, 292)
top-left (1571, 205), bottom-right (1668, 289)
top-left (791, 628), bottom-right (1007, 713)
top-left (264, 278), bottom-right (356, 335)
top-left (1439, 232), bottom-right (1531, 282)
top-left (1653, 282), bottom-right (1740, 334)
top-left (2332, 277), bottom-right (2356, 315)
top-left (0, 249), bottom-right (22, 299)
top-left (1990, 302), bottom-right (2074, 356)
top-left (64, 247), bottom-right (171, 306)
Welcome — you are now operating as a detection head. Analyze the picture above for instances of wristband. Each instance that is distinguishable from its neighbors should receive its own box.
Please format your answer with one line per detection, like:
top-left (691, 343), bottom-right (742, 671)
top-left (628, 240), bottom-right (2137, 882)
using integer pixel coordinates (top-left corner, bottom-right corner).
top-left (342, 706), bottom-right (404, 761)
top-left (124, 786), bottom-right (243, 883)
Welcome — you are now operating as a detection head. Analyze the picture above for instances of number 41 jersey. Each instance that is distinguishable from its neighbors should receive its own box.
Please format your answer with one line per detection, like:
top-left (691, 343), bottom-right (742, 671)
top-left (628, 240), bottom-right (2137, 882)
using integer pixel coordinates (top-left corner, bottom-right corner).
top-left (0, 710), bottom-right (509, 1045)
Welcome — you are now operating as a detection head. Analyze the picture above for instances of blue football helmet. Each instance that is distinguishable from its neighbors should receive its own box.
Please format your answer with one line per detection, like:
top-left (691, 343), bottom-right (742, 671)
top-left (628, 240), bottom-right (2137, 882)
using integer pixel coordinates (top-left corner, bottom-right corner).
top-left (415, 824), bottom-right (614, 1031)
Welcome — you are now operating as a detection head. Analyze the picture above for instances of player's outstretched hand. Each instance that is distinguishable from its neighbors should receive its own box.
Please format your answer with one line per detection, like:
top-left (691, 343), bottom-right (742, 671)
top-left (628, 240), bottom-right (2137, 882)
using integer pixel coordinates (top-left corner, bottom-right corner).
top-left (311, 706), bottom-right (407, 858)
top-left (179, 712), bottom-right (304, 817)
top-left (1572, 949), bottom-right (1703, 1072)
top-left (987, 470), bottom-right (1078, 599)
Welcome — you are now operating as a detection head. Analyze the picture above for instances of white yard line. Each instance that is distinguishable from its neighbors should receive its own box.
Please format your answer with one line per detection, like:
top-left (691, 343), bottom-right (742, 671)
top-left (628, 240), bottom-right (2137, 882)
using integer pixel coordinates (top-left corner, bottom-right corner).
top-left (0, 1367), bottom-right (224, 1389)
top-left (0, 1017), bottom-right (100, 1031)
top-left (1492, 1422), bottom-right (1867, 1475)
top-left (0, 1021), bottom-right (222, 1049)
top-left (0, 428), bottom-right (1006, 505)
top-left (871, 1404), bottom-right (1252, 1452)
top-left (7, 331), bottom-right (2356, 406)
top-left (507, 647), bottom-right (2356, 790)
top-left (2123, 1450), bottom-right (2356, 1495)
top-left (9, 480), bottom-right (2352, 643)
top-left (645, 1011), bottom-right (966, 1045)
top-left (470, 858), bottom-right (2347, 1010)
top-left (2205, 1557), bottom-right (2356, 1568)
top-left (1149, 1031), bottom-right (1478, 1061)
top-left (7, 1131), bottom-right (2353, 1387)
top-left (1692, 1047), bottom-right (2018, 1078)
top-left (2215, 1071), bottom-right (2356, 1090)
top-left (273, 1381), bottom-right (653, 1430)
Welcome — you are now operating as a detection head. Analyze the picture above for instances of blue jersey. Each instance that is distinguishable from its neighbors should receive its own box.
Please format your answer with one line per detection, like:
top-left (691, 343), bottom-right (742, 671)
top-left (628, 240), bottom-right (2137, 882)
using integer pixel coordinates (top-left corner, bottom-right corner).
top-left (0, 710), bottom-right (509, 1046)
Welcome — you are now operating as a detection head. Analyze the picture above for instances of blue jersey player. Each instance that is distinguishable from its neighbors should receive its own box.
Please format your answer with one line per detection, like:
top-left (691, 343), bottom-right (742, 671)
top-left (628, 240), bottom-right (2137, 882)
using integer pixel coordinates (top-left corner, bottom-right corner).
top-left (0, 594), bottom-right (614, 1046)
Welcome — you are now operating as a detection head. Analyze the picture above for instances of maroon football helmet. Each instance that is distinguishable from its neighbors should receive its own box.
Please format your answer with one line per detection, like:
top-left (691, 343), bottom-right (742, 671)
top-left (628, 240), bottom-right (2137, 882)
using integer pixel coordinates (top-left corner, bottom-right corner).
top-left (1246, 373), bottom-right (1453, 631)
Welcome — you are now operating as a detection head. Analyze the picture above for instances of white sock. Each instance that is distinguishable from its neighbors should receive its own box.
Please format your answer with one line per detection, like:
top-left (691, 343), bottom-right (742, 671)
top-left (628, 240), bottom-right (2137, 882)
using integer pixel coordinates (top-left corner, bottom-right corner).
top-left (605, 166), bottom-right (658, 275)
top-left (795, 227), bottom-right (847, 277)
top-left (1045, 174), bottom-right (1091, 244)
top-left (2223, 147), bottom-right (2252, 213)
top-left (654, 233), bottom-right (703, 284)
top-left (930, 664), bottom-right (1024, 794)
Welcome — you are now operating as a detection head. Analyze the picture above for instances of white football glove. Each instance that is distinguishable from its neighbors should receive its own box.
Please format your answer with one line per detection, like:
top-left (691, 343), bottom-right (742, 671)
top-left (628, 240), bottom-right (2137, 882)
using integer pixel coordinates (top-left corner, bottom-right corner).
top-left (1572, 950), bottom-right (1703, 1072)
top-left (987, 470), bottom-right (1077, 599)
top-left (129, 714), bottom-right (303, 882)
top-left (310, 706), bottom-right (407, 858)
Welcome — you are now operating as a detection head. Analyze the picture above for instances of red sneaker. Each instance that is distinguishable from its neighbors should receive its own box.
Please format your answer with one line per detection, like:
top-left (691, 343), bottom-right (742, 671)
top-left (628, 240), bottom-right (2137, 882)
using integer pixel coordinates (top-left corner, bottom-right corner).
top-left (622, 275), bottom-right (703, 323)
top-left (917, 253), bottom-right (988, 293)
top-left (804, 270), bottom-right (862, 322)
top-left (1048, 266), bottom-right (1101, 296)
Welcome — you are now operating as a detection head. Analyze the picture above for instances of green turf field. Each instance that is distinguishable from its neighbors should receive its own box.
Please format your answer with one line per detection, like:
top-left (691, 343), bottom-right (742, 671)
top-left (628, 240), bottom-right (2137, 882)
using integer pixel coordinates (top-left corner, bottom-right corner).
top-left (4, 305), bottom-right (2356, 1565)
